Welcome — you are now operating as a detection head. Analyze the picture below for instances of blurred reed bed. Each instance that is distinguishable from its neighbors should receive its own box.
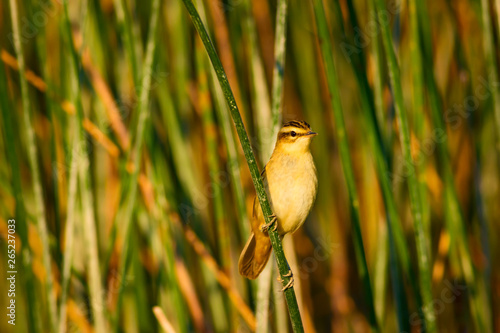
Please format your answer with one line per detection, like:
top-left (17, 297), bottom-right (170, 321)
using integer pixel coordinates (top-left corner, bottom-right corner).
top-left (0, 0), bottom-right (499, 332)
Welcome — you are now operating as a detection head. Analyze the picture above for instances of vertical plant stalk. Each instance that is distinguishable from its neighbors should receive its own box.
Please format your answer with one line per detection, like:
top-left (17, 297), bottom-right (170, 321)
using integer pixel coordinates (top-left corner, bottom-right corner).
top-left (256, 263), bottom-right (273, 333)
top-left (372, 0), bottom-right (436, 331)
top-left (373, 220), bottom-right (388, 326)
top-left (310, 0), bottom-right (378, 331)
top-left (57, 127), bottom-right (80, 333)
top-left (194, 37), bottom-right (231, 274)
top-left (111, 0), bottom-right (161, 329)
top-left (206, 0), bottom-right (248, 123)
top-left (181, 1), bottom-right (304, 331)
top-left (113, 0), bottom-right (140, 87)
top-left (180, 222), bottom-right (257, 329)
top-left (61, 1), bottom-right (107, 332)
top-left (258, 1), bottom-right (289, 332)
top-left (157, 79), bottom-right (200, 202)
top-left (408, 0), bottom-right (430, 236)
top-left (368, 13), bottom-right (388, 149)
top-left (360, 0), bottom-right (413, 329)
top-left (496, 1), bottom-right (500, 53)
top-left (208, 70), bottom-right (250, 240)
top-left (243, 0), bottom-right (273, 162)
top-left (335, 1), bottom-right (419, 327)
top-left (196, 0), bottom-right (248, 244)
top-left (8, 0), bottom-right (58, 330)
top-left (151, 160), bottom-right (190, 333)
top-left (481, 0), bottom-right (500, 153)
top-left (31, 0), bottom-right (63, 248)
top-left (270, 0), bottom-right (288, 147)
top-left (418, 1), bottom-right (490, 331)
top-left (407, 3), bottom-right (432, 328)
top-left (0, 54), bottom-right (41, 333)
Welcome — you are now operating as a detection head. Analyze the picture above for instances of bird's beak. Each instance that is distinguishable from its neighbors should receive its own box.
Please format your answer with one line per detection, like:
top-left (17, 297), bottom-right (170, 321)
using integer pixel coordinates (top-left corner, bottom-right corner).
top-left (306, 131), bottom-right (318, 137)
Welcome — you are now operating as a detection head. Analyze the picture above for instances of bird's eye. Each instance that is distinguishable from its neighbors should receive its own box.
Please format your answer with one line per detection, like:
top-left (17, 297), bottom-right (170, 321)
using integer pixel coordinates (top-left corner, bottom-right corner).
top-left (291, 131), bottom-right (297, 137)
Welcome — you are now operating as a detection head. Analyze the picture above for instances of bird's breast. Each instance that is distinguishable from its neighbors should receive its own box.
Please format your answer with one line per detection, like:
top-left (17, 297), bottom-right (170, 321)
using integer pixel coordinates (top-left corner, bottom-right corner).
top-left (265, 153), bottom-right (317, 235)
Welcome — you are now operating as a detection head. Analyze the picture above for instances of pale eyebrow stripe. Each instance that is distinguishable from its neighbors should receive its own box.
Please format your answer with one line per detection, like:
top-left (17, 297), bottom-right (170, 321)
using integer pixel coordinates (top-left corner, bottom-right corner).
top-left (278, 129), bottom-right (308, 140)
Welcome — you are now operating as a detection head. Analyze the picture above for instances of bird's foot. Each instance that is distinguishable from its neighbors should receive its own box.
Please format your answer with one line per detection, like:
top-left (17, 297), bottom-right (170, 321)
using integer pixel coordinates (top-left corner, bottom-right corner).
top-left (278, 270), bottom-right (294, 291)
top-left (260, 214), bottom-right (278, 233)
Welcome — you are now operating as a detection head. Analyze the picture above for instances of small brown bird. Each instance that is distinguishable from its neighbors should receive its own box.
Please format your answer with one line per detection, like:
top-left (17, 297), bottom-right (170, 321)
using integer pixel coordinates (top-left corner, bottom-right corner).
top-left (238, 120), bottom-right (318, 281)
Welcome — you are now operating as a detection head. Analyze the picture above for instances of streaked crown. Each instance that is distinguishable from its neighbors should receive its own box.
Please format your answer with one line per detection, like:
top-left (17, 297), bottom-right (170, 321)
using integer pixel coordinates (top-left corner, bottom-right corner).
top-left (277, 120), bottom-right (316, 142)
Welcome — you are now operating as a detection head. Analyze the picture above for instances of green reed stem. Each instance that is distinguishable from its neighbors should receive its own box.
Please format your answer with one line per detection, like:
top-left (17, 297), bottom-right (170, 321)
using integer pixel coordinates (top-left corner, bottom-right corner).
top-left (8, 0), bottom-right (58, 330)
top-left (112, 0), bottom-right (161, 329)
top-left (336, 1), bottom-right (420, 328)
top-left (372, 0), bottom-right (435, 331)
top-left (257, 1), bottom-right (289, 331)
top-left (408, 0), bottom-right (430, 238)
top-left (195, 38), bottom-right (231, 272)
top-left (243, 0), bottom-right (273, 162)
top-left (354, 0), bottom-right (414, 329)
top-left (113, 0), bottom-right (140, 87)
top-left (0, 54), bottom-right (41, 333)
top-left (57, 127), bottom-right (79, 333)
top-left (151, 151), bottom-right (189, 333)
top-left (196, 0), bottom-right (248, 245)
top-left (481, 0), bottom-right (500, 153)
top-left (181, 0), bottom-right (304, 331)
top-left (209, 71), bottom-right (250, 241)
top-left (271, 0), bottom-right (288, 146)
top-left (418, 1), bottom-right (491, 331)
top-left (311, 0), bottom-right (378, 331)
top-left (61, 0), bottom-right (107, 331)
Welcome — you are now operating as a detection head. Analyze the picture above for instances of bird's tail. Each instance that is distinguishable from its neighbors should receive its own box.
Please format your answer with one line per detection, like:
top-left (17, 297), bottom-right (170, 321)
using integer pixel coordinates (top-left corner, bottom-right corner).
top-left (238, 232), bottom-right (272, 279)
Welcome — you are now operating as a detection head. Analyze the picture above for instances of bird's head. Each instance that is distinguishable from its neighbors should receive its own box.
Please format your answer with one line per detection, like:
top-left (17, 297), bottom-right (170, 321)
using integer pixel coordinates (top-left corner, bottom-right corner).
top-left (274, 120), bottom-right (317, 154)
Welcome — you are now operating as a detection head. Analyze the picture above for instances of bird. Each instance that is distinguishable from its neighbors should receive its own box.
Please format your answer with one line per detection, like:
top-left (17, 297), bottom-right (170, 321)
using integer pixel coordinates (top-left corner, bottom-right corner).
top-left (238, 120), bottom-right (318, 285)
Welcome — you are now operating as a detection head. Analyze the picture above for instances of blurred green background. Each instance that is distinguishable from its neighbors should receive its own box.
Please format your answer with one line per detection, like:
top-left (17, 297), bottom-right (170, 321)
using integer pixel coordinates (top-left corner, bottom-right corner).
top-left (0, 0), bottom-right (499, 332)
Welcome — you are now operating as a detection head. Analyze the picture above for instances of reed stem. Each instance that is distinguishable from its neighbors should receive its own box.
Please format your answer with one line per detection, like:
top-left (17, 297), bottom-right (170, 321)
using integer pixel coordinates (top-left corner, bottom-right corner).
top-left (181, 0), bottom-right (304, 331)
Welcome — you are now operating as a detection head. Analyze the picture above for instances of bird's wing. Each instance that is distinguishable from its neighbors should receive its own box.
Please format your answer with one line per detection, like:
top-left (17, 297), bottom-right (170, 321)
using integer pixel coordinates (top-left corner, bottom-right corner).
top-left (252, 165), bottom-right (267, 219)
top-left (260, 165), bottom-right (266, 178)
top-left (251, 166), bottom-right (267, 232)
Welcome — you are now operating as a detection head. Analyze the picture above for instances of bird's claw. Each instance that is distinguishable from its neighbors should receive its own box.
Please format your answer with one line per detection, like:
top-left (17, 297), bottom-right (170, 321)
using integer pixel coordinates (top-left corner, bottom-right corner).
top-left (278, 270), bottom-right (294, 291)
top-left (260, 214), bottom-right (278, 233)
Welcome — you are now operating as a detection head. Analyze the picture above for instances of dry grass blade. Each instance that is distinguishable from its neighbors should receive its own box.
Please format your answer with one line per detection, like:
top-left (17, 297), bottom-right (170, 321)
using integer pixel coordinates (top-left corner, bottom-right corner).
top-left (179, 220), bottom-right (257, 331)
top-left (153, 306), bottom-right (178, 333)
